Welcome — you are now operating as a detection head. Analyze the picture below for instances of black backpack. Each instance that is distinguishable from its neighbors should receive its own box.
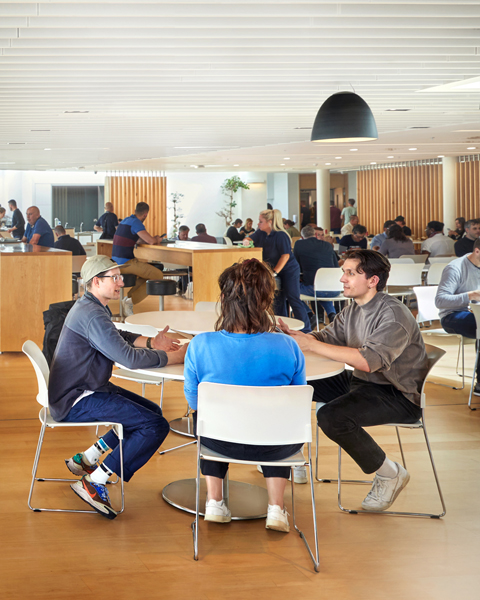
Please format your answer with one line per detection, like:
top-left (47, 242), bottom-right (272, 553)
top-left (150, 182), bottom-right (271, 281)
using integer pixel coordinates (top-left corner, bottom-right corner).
top-left (42, 300), bottom-right (76, 366)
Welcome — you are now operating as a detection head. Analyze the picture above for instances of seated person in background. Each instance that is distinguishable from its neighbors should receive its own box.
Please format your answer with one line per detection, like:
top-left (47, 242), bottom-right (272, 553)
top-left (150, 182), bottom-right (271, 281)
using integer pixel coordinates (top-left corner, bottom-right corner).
top-left (394, 216), bottom-right (412, 237)
top-left (294, 225), bottom-right (340, 326)
top-left (379, 224), bottom-right (415, 258)
top-left (340, 214), bottom-right (359, 237)
top-left (54, 225), bottom-right (86, 256)
top-left (191, 223), bottom-right (217, 244)
top-left (454, 219), bottom-right (480, 257)
top-left (21, 206), bottom-right (55, 248)
top-left (421, 221), bottom-right (455, 257)
top-left (436, 237), bottom-right (480, 396)
top-left (49, 255), bottom-right (187, 519)
top-left (279, 249), bottom-right (428, 511)
top-left (184, 258), bottom-right (306, 531)
top-left (7, 199), bottom-right (25, 239)
top-left (370, 220), bottom-right (395, 251)
top-left (314, 226), bottom-right (335, 246)
top-left (448, 217), bottom-right (466, 241)
top-left (226, 218), bottom-right (245, 243)
top-left (0, 206), bottom-right (7, 227)
top-left (112, 201), bottom-right (166, 316)
top-left (284, 219), bottom-right (301, 238)
top-left (239, 218), bottom-right (255, 236)
top-left (176, 225), bottom-right (190, 241)
top-left (94, 202), bottom-right (118, 239)
top-left (339, 224), bottom-right (368, 254)
top-left (341, 198), bottom-right (357, 224)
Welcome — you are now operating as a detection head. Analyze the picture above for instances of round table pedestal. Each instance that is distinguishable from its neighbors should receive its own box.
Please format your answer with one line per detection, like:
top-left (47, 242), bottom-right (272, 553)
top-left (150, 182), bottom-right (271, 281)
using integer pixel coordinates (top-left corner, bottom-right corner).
top-left (162, 479), bottom-right (268, 520)
top-left (169, 416), bottom-right (195, 438)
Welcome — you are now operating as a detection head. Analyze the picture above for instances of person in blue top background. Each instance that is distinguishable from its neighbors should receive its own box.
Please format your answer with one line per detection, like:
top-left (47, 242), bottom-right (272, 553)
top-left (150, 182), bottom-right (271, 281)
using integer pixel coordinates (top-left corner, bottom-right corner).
top-left (246, 208), bottom-right (311, 332)
top-left (184, 258), bottom-right (306, 531)
top-left (22, 206), bottom-right (54, 248)
top-left (111, 201), bottom-right (166, 316)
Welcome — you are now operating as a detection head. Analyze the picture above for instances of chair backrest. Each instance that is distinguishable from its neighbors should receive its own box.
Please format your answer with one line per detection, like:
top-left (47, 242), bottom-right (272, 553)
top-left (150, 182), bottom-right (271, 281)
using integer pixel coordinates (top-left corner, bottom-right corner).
top-left (413, 286), bottom-right (440, 323)
top-left (195, 301), bottom-right (220, 314)
top-left (420, 344), bottom-right (446, 408)
top-left (223, 236), bottom-right (233, 246)
top-left (22, 341), bottom-right (50, 408)
top-left (387, 263), bottom-right (424, 287)
top-left (114, 321), bottom-right (158, 337)
top-left (314, 267), bottom-right (344, 292)
top-left (470, 303), bottom-right (480, 340)
top-left (399, 254), bottom-right (427, 264)
top-left (388, 258), bottom-right (414, 264)
top-left (428, 256), bottom-right (455, 264)
top-left (197, 382), bottom-right (313, 445)
top-left (426, 262), bottom-right (447, 285)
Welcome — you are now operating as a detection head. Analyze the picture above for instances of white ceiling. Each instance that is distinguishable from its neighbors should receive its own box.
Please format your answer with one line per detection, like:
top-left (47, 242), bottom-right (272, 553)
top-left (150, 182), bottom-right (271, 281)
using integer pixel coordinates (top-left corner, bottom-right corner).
top-left (1, 1), bottom-right (480, 173)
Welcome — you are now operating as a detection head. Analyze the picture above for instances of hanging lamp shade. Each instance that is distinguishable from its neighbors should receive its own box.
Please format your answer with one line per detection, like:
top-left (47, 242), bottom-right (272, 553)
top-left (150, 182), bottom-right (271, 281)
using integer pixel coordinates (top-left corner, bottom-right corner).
top-left (311, 91), bottom-right (378, 143)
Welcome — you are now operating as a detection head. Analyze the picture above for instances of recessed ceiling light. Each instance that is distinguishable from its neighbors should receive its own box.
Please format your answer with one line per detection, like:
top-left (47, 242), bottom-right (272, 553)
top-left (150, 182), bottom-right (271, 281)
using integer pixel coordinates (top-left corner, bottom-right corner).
top-left (283, 157), bottom-right (290, 160)
top-left (387, 156), bottom-right (394, 158)
top-left (280, 163), bottom-right (285, 166)
top-left (438, 155), bottom-right (445, 158)
top-left (233, 164), bottom-right (239, 167)
top-left (467, 146), bottom-right (476, 150)
top-left (190, 165), bottom-right (198, 168)
top-left (335, 156), bottom-right (342, 159)
top-left (0, 161), bottom-right (15, 164)
top-left (386, 108), bottom-right (411, 112)
top-left (44, 148), bottom-right (51, 151)
top-left (370, 162), bottom-right (377, 165)
top-left (350, 148), bottom-right (358, 152)
top-left (409, 148), bottom-right (417, 151)
top-left (325, 163), bottom-right (331, 166)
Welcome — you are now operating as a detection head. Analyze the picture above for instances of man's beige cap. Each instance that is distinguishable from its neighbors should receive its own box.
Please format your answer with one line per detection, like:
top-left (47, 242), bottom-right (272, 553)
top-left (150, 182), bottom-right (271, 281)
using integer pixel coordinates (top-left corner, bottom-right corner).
top-left (81, 255), bottom-right (119, 283)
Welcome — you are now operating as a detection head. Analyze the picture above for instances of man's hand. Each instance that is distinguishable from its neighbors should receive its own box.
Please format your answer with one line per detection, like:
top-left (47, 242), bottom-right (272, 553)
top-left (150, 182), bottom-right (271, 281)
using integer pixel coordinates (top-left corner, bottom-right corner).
top-left (152, 326), bottom-right (181, 352)
top-left (469, 290), bottom-right (480, 302)
top-left (372, 245), bottom-right (380, 251)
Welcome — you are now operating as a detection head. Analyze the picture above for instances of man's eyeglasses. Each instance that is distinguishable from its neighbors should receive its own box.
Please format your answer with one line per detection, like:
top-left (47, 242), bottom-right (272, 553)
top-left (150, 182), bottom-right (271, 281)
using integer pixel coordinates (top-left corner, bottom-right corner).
top-left (97, 274), bottom-right (124, 283)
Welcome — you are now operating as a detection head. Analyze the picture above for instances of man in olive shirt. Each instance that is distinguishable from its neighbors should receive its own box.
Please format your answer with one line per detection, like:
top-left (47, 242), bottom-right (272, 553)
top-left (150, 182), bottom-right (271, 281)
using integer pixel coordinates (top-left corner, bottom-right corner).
top-left (279, 249), bottom-right (428, 512)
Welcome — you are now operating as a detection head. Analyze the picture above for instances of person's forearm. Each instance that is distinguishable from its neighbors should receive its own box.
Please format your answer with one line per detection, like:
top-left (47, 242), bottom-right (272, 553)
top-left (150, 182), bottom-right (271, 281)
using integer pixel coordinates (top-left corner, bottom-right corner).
top-left (30, 234), bottom-right (41, 245)
top-left (167, 348), bottom-right (187, 365)
top-left (306, 337), bottom-right (370, 372)
top-left (274, 254), bottom-right (290, 274)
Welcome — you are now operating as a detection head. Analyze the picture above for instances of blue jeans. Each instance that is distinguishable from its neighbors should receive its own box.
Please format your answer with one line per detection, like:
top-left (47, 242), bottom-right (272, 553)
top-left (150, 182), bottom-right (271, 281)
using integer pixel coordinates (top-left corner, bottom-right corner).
top-left (441, 311), bottom-right (479, 381)
top-left (300, 283), bottom-right (340, 316)
top-left (63, 383), bottom-right (169, 481)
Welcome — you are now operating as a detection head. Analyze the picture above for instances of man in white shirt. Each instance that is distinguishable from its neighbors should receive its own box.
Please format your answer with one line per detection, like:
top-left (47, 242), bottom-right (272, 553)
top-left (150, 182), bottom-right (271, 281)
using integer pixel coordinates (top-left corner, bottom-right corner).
top-left (341, 215), bottom-right (359, 237)
top-left (421, 221), bottom-right (455, 257)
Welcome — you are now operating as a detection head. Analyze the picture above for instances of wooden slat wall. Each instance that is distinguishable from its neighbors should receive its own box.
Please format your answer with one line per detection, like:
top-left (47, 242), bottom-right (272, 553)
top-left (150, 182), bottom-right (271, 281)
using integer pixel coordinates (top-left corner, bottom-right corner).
top-left (105, 174), bottom-right (167, 236)
top-left (456, 158), bottom-right (480, 220)
top-left (357, 163), bottom-right (443, 239)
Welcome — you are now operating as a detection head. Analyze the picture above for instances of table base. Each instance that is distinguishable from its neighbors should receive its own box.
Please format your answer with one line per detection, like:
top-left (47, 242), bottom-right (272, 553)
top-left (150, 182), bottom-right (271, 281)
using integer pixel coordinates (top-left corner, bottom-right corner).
top-left (169, 416), bottom-right (195, 438)
top-left (162, 478), bottom-right (268, 520)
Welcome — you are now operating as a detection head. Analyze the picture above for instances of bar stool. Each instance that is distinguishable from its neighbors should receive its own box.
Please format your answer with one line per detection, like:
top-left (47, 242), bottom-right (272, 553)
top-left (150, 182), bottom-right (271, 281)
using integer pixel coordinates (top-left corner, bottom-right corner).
top-left (146, 279), bottom-right (176, 311)
top-left (119, 273), bottom-right (137, 320)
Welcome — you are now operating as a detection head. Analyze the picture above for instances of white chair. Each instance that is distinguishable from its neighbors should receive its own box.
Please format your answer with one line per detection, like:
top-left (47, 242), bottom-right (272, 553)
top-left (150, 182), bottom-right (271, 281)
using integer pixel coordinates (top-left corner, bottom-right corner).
top-left (467, 303), bottom-right (480, 410)
top-left (386, 262), bottom-right (424, 301)
top-left (193, 382), bottom-right (319, 572)
top-left (388, 258), bottom-right (414, 264)
top-left (22, 341), bottom-right (125, 514)
top-left (316, 344), bottom-right (447, 519)
top-left (223, 236), bottom-right (233, 246)
top-left (300, 267), bottom-right (347, 330)
top-left (399, 254), bottom-right (428, 264)
top-left (428, 256), bottom-right (456, 264)
top-left (414, 286), bottom-right (465, 389)
top-left (426, 263), bottom-right (447, 285)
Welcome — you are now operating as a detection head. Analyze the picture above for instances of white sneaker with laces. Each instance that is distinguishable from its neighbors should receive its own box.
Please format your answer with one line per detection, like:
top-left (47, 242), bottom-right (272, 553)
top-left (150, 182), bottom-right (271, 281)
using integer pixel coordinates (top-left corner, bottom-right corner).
top-left (204, 499), bottom-right (231, 523)
top-left (256, 464), bottom-right (308, 484)
top-left (122, 297), bottom-right (134, 317)
top-left (266, 504), bottom-right (290, 532)
top-left (361, 463), bottom-right (410, 512)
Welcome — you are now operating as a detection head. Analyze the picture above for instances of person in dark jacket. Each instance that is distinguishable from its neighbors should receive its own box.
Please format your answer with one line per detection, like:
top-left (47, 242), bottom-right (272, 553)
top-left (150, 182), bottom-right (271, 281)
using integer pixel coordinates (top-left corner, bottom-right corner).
top-left (53, 226), bottom-right (86, 255)
top-left (49, 255), bottom-right (187, 519)
top-left (7, 199), bottom-right (25, 238)
top-left (226, 218), bottom-right (245, 243)
top-left (94, 202), bottom-right (118, 239)
top-left (454, 219), bottom-right (480, 257)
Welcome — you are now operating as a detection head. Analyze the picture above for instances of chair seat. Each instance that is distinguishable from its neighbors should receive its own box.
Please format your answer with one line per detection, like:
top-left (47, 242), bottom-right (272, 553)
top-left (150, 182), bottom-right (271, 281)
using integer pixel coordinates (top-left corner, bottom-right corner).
top-left (385, 421), bottom-right (422, 428)
top-left (200, 444), bottom-right (306, 467)
top-left (121, 273), bottom-right (137, 288)
top-left (41, 407), bottom-right (123, 436)
top-left (112, 368), bottom-right (164, 385)
top-left (420, 328), bottom-right (460, 337)
top-left (146, 279), bottom-right (177, 295)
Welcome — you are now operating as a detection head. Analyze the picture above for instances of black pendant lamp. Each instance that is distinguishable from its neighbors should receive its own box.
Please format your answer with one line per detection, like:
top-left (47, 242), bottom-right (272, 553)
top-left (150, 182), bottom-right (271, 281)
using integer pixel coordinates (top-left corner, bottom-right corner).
top-left (311, 91), bottom-right (378, 143)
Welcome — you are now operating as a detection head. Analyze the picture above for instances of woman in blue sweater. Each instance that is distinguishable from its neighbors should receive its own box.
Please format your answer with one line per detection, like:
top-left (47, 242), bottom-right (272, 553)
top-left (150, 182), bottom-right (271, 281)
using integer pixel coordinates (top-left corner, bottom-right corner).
top-left (184, 258), bottom-right (306, 532)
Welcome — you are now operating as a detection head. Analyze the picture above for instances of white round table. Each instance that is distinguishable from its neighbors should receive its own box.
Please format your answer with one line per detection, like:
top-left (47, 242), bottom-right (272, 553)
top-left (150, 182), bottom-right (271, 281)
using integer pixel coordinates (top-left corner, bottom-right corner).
top-left (125, 311), bottom-right (305, 335)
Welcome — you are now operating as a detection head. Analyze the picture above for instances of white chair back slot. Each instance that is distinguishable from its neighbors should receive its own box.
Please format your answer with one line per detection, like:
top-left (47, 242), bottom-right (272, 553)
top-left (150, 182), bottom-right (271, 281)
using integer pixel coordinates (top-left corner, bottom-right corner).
top-left (388, 258), bottom-right (414, 264)
top-left (399, 254), bottom-right (427, 264)
top-left (427, 263), bottom-right (447, 285)
top-left (420, 344), bottom-right (446, 408)
top-left (22, 341), bottom-right (50, 407)
top-left (388, 263), bottom-right (424, 287)
top-left (114, 321), bottom-right (158, 337)
top-left (313, 267), bottom-right (343, 293)
top-left (470, 303), bottom-right (480, 340)
top-left (413, 286), bottom-right (440, 323)
top-left (197, 382), bottom-right (313, 445)
top-left (428, 256), bottom-right (456, 264)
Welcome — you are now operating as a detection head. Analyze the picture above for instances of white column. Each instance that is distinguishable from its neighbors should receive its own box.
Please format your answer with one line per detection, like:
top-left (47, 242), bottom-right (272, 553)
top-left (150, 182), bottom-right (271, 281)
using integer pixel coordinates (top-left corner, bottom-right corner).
top-left (442, 157), bottom-right (456, 230)
top-left (316, 168), bottom-right (330, 230)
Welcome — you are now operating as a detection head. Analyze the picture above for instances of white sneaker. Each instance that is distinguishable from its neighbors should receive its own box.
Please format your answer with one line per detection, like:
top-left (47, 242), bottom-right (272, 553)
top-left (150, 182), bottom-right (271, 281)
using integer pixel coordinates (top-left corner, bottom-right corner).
top-left (204, 499), bottom-right (231, 523)
top-left (361, 463), bottom-right (410, 512)
top-left (266, 504), bottom-right (290, 533)
top-left (122, 297), bottom-right (134, 317)
top-left (257, 464), bottom-right (307, 484)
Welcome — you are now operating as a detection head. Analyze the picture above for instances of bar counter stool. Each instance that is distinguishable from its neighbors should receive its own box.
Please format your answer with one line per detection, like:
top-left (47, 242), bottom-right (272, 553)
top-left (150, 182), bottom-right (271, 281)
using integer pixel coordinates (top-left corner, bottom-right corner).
top-left (146, 279), bottom-right (177, 311)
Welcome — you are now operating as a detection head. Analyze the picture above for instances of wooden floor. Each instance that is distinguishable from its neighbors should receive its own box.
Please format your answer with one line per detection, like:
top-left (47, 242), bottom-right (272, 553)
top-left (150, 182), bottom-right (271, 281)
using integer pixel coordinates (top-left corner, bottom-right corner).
top-left (1, 294), bottom-right (480, 599)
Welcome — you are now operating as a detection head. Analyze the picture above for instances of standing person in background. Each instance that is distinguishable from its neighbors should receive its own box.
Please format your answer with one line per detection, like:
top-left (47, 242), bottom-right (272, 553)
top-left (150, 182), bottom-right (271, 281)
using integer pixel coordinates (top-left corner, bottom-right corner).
top-left (7, 199), bottom-right (25, 239)
top-left (112, 202), bottom-right (166, 317)
top-left (300, 200), bottom-right (310, 228)
top-left (454, 219), bottom-right (480, 257)
top-left (191, 223), bottom-right (217, 244)
top-left (246, 208), bottom-right (311, 332)
top-left (54, 226), bottom-right (86, 256)
top-left (240, 218), bottom-right (255, 236)
top-left (330, 203), bottom-right (342, 234)
top-left (341, 199), bottom-right (357, 224)
top-left (448, 217), bottom-right (466, 241)
top-left (226, 218), bottom-right (245, 243)
top-left (94, 202), bottom-right (118, 240)
top-left (22, 206), bottom-right (55, 248)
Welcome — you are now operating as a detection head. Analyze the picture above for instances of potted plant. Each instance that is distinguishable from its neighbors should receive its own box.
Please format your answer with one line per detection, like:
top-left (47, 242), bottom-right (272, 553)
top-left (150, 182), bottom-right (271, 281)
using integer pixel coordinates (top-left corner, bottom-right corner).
top-left (216, 176), bottom-right (250, 227)
top-left (169, 192), bottom-right (184, 238)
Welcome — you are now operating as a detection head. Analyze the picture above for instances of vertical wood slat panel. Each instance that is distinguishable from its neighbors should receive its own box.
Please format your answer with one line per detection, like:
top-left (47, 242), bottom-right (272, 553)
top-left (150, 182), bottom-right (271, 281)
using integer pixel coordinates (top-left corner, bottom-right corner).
top-left (105, 174), bottom-right (167, 236)
top-left (456, 158), bottom-right (480, 221)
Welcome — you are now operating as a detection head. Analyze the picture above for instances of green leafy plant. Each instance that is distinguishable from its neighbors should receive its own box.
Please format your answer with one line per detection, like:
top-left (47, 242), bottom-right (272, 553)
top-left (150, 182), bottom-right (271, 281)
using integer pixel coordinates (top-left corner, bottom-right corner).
top-left (169, 192), bottom-right (184, 237)
top-left (217, 176), bottom-right (250, 226)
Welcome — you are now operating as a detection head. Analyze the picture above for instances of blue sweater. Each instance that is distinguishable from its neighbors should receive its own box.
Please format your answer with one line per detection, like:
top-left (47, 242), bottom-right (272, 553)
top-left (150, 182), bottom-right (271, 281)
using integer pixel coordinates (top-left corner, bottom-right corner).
top-left (184, 330), bottom-right (306, 410)
top-left (48, 292), bottom-right (168, 421)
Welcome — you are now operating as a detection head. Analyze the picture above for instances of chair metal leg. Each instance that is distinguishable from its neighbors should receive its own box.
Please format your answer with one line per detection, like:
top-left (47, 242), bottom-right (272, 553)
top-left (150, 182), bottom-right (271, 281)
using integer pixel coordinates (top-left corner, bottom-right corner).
top-left (141, 382), bottom-right (145, 397)
top-left (428, 335), bottom-right (465, 391)
top-left (159, 378), bottom-right (165, 410)
top-left (192, 440), bottom-right (201, 560)
top-left (395, 427), bottom-right (407, 470)
top-left (159, 439), bottom-right (197, 455)
top-left (468, 347), bottom-right (479, 410)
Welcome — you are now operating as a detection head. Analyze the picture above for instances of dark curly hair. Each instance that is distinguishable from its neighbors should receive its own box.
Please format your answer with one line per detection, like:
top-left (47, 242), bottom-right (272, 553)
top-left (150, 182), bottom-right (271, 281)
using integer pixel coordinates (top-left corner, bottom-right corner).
top-left (215, 258), bottom-right (276, 334)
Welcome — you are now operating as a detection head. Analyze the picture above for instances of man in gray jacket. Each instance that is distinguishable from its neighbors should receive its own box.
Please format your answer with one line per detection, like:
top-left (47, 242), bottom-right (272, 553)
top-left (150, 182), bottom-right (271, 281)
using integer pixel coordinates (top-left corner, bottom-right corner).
top-left (436, 237), bottom-right (480, 396)
top-left (49, 255), bottom-right (188, 519)
top-left (279, 249), bottom-right (428, 512)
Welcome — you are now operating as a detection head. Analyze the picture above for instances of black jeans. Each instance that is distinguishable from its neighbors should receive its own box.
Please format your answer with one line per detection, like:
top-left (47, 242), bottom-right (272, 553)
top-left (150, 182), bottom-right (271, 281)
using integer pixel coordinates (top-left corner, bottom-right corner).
top-left (310, 372), bottom-right (422, 474)
top-left (192, 411), bottom-right (303, 479)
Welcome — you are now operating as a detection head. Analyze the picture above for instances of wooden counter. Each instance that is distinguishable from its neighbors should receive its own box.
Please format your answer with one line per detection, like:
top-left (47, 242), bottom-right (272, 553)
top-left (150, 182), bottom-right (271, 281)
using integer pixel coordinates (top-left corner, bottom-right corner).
top-left (96, 239), bottom-right (263, 305)
top-left (0, 244), bottom-right (72, 352)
